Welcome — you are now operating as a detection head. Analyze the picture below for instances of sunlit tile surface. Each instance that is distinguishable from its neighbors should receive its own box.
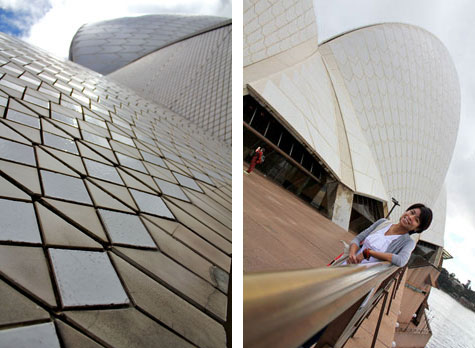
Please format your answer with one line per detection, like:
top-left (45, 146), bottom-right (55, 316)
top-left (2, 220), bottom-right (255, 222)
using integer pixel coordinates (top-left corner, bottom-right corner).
top-left (6, 109), bottom-right (40, 128)
top-left (130, 188), bottom-right (174, 218)
top-left (155, 177), bottom-right (190, 201)
top-left (84, 158), bottom-right (123, 184)
top-left (174, 172), bottom-right (203, 192)
top-left (142, 150), bottom-right (166, 167)
top-left (0, 138), bottom-right (35, 165)
top-left (99, 209), bottom-right (156, 247)
top-left (49, 249), bottom-right (129, 307)
top-left (117, 153), bottom-right (147, 173)
top-left (0, 322), bottom-right (61, 348)
top-left (43, 132), bottom-right (78, 154)
top-left (0, 25), bottom-right (230, 348)
top-left (41, 170), bottom-right (92, 204)
top-left (0, 199), bottom-right (41, 243)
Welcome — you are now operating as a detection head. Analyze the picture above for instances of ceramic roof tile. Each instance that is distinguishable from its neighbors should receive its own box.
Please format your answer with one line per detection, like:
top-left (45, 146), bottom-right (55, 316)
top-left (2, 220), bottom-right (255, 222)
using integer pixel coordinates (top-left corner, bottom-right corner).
top-left (49, 249), bottom-right (129, 307)
top-left (0, 23), bottom-right (230, 347)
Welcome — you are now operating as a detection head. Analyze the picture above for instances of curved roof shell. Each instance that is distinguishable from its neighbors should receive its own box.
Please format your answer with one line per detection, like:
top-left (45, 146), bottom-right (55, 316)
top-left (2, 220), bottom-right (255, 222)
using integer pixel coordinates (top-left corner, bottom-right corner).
top-left (243, 0), bottom-right (318, 67)
top-left (246, 20), bottom-right (459, 247)
top-left (321, 23), bottom-right (460, 245)
top-left (69, 14), bottom-right (229, 75)
top-left (109, 22), bottom-right (232, 144)
top-left (0, 32), bottom-right (231, 347)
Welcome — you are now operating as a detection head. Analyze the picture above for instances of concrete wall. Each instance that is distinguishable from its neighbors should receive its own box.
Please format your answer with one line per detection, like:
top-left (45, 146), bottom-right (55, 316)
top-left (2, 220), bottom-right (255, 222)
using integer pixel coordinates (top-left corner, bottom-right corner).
top-left (331, 184), bottom-right (354, 230)
top-left (399, 266), bottom-right (440, 323)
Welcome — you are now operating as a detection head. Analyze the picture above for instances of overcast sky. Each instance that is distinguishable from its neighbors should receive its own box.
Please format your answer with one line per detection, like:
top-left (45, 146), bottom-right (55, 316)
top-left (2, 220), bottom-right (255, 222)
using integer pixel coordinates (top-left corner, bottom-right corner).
top-left (315, 0), bottom-right (475, 284)
top-left (0, 0), bottom-right (231, 58)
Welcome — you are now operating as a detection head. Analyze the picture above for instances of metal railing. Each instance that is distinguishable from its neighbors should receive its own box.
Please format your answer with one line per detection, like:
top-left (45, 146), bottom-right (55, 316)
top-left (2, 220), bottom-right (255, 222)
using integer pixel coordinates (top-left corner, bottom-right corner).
top-left (244, 262), bottom-right (404, 348)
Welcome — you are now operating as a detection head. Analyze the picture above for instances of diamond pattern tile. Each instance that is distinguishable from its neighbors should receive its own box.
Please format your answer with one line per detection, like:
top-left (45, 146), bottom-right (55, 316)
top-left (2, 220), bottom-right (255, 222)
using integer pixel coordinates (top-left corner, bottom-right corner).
top-left (0, 199), bottom-right (41, 243)
top-left (0, 138), bottom-right (36, 165)
top-left (99, 209), bottom-right (156, 248)
top-left (41, 170), bottom-right (92, 204)
top-left (0, 322), bottom-right (61, 348)
top-left (0, 26), bottom-right (230, 348)
top-left (130, 189), bottom-right (174, 218)
top-left (49, 249), bottom-right (129, 307)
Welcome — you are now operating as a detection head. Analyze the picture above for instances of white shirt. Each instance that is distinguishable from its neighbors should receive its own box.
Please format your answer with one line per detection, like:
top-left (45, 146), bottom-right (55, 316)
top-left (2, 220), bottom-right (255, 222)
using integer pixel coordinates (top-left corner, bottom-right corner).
top-left (358, 224), bottom-right (400, 264)
top-left (343, 224), bottom-right (401, 265)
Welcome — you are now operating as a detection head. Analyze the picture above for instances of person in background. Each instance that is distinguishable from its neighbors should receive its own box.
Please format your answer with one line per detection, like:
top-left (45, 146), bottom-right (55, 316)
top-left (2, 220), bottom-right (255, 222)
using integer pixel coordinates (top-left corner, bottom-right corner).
top-left (346, 203), bottom-right (433, 267)
top-left (246, 147), bottom-right (265, 174)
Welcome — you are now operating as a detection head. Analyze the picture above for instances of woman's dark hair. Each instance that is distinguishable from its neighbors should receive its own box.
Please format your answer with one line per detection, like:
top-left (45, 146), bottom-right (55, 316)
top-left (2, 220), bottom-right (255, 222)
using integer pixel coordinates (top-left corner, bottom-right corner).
top-left (406, 203), bottom-right (433, 234)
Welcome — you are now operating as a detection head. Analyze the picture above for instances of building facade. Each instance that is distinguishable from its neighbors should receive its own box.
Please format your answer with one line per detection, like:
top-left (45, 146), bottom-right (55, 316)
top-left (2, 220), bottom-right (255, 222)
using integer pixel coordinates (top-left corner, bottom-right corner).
top-left (0, 15), bottom-right (231, 347)
top-left (244, 0), bottom-right (459, 266)
top-left (70, 15), bottom-right (232, 144)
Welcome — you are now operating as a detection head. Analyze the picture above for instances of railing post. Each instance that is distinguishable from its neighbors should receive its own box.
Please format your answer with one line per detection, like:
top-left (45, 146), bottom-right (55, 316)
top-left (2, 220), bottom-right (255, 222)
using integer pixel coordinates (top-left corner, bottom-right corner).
top-left (386, 268), bottom-right (402, 315)
top-left (370, 289), bottom-right (389, 348)
top-left (326, 270), bottom-right (401, 348)
top-left (394, 266), bottom-right (406, 299)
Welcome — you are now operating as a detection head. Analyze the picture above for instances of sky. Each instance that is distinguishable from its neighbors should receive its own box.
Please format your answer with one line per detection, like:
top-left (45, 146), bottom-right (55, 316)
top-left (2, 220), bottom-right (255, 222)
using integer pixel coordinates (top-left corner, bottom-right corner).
top-left (0, 0), bottom-right (231, 58)
top-left (315, 0), bottom-right (475, 284)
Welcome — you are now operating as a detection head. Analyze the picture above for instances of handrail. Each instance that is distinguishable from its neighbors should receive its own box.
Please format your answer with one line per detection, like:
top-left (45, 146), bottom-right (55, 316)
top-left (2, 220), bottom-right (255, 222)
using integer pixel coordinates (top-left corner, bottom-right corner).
top-left (244, 262), bottom-right (400, 348)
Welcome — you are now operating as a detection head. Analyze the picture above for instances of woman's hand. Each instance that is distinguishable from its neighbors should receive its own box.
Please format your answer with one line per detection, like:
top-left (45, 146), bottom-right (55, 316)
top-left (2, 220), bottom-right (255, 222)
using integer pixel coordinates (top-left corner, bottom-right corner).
top-left (356, 253), bottom-right (364, 263)
top-left (348, 243), bottom-right (360, 264)
top-left (348, 252), bottom-right (358, 264)
top-left (348, 252), bottom-right (364, 264)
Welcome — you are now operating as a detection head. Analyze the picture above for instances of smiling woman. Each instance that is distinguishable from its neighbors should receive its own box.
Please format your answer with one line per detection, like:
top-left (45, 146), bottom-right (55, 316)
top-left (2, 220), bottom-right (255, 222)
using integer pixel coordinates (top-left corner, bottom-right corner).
top-left (342, 204), bottom-right (434, 267)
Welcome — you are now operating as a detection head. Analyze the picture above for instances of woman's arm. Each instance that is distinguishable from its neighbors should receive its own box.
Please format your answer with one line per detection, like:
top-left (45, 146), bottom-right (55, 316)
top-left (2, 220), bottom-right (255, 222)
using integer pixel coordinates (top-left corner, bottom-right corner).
top-left (348, 219), bottom-right (388, 264)
top-left (364, 249), bottom-right (393, 262)
top-left (347, 243), bottom-right (360, 264)
top-left (364, 238), bottom-right (415, 266)
top-left (390, 239), bottom-right (416, 267)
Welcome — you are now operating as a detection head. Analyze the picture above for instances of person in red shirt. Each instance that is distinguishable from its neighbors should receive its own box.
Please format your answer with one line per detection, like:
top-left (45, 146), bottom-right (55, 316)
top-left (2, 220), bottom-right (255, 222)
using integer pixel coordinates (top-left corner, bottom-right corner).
top-left (246, 147), bottom-right (265, 174)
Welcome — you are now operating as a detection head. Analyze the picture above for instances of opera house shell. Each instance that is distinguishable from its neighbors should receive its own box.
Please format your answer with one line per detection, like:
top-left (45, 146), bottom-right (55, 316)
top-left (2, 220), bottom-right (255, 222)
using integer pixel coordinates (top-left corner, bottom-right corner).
top-left (244, 0), bottom-right (459, 264)
top-left (0, 14), bottom-right (231, 348)
top-left (70, 15), bottom-right (232, 144)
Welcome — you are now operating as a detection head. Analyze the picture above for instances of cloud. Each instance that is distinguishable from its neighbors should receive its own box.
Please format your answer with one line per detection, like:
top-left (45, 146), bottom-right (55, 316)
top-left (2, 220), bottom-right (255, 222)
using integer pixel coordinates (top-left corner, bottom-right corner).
top-left (0, 0), bottom-right (51, 36)
top-left (0, 0), bottom-right (51, 16)
top-left (441, 208), bottom-right (474, 283)
top-left (0, 10), bottom-right (24, 36)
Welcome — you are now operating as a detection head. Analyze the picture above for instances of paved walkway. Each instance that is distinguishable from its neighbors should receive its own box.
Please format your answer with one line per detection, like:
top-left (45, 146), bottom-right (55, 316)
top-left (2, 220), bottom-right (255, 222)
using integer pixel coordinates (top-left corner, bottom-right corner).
top-left (243, 166), bottom-right (404, 348)
top-left (243, 165), bottom-right (355, 273)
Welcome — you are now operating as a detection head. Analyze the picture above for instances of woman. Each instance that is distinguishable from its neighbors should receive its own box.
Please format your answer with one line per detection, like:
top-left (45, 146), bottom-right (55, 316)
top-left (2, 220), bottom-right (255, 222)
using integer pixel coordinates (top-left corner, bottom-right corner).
top-left (346, 203), bottom-right (433, 267)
